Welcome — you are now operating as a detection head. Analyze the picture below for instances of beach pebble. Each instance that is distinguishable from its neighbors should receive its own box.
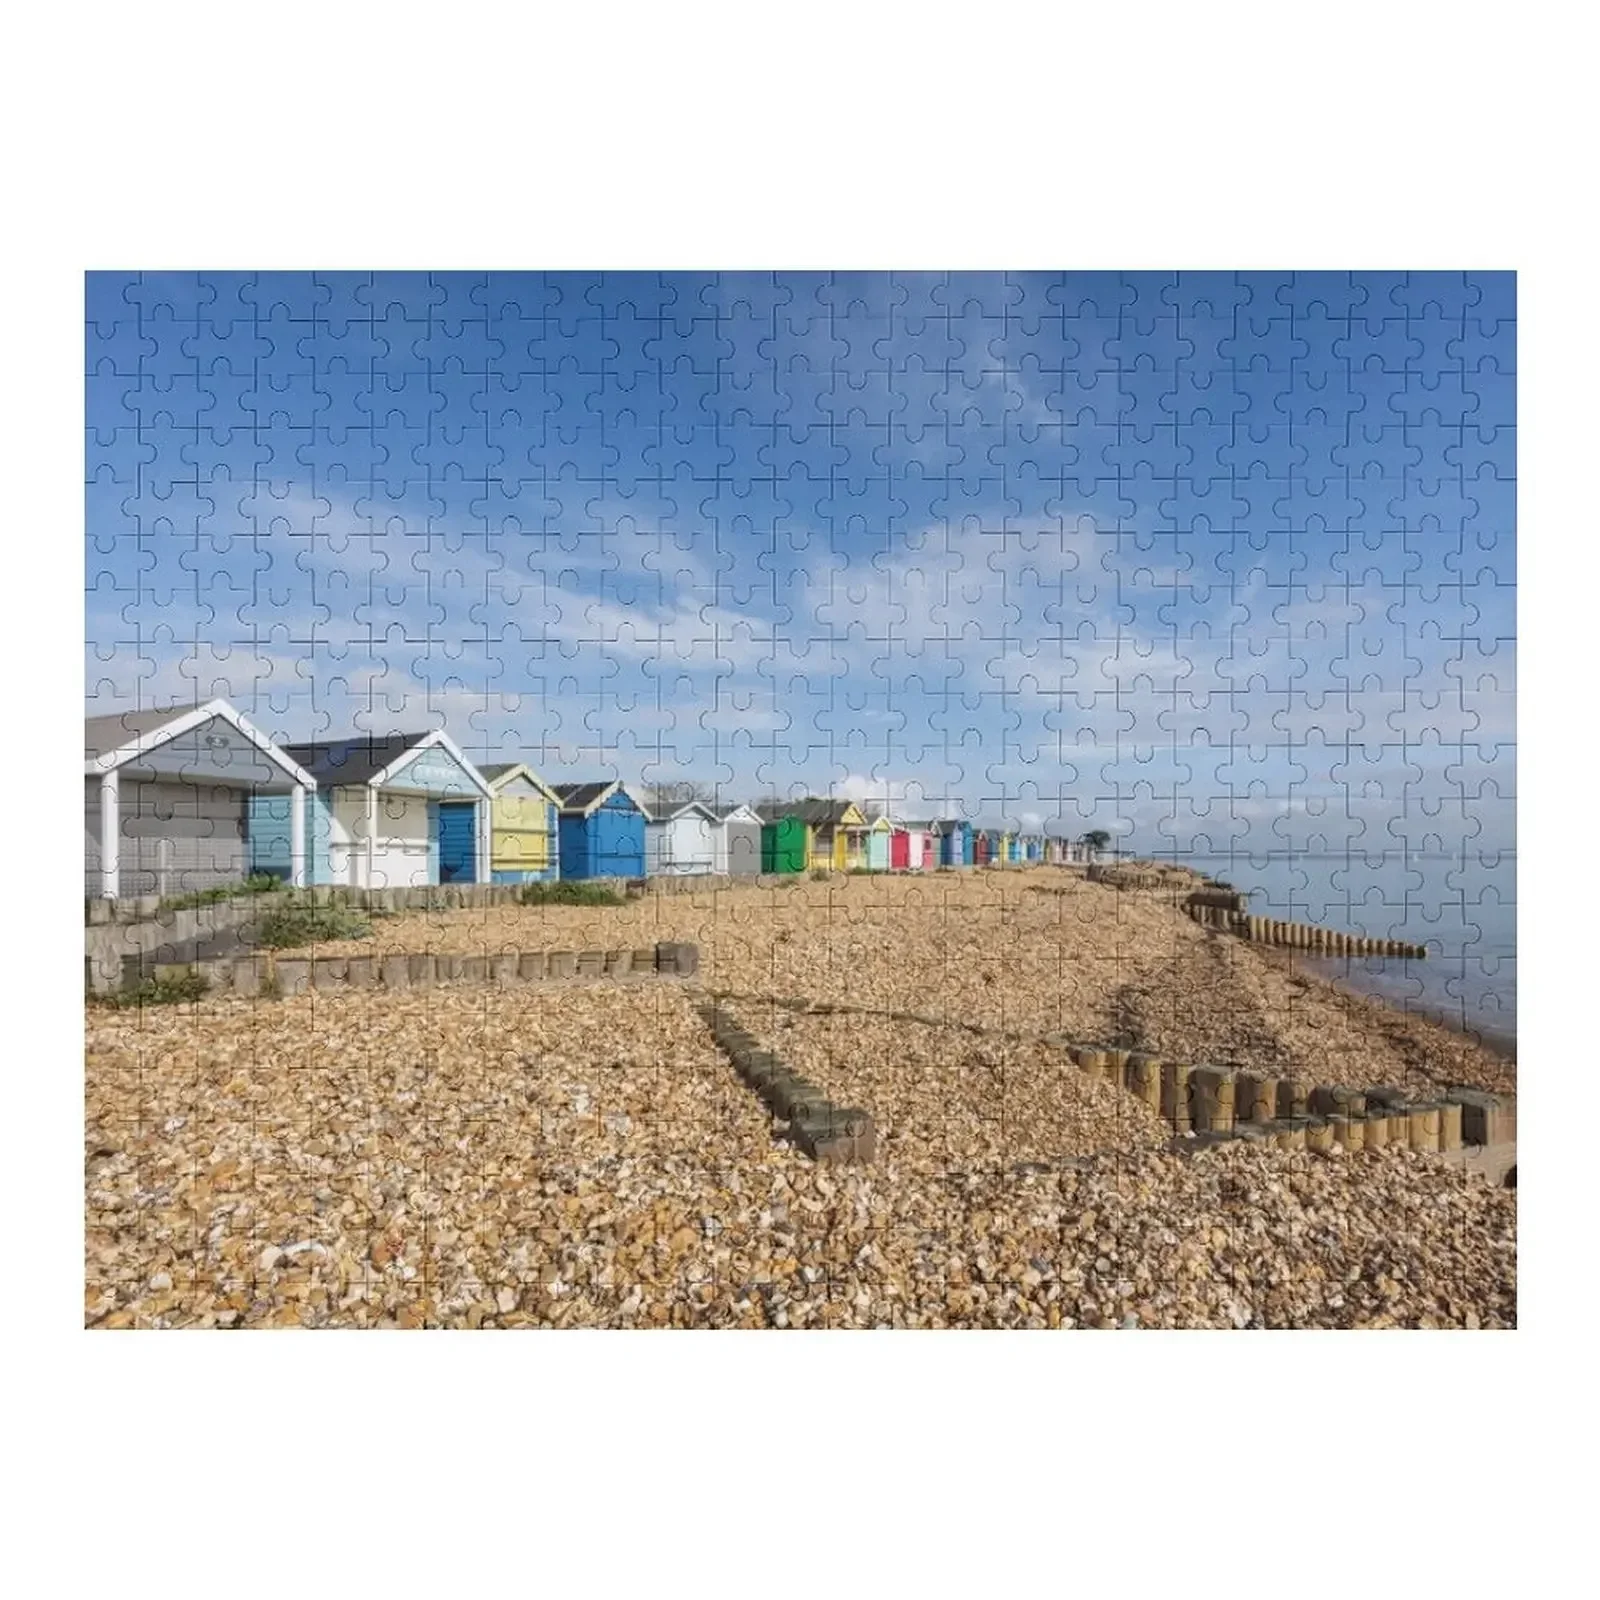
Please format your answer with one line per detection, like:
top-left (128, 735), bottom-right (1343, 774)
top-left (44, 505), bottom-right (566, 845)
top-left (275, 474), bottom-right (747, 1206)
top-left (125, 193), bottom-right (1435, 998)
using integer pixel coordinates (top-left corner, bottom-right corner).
top-left (83, 874), bottom-right (1516, 1331)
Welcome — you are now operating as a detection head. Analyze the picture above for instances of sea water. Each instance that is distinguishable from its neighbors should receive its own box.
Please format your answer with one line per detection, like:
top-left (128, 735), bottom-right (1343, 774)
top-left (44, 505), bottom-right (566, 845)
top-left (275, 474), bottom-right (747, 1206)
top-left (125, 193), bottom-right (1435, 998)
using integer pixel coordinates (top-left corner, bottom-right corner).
top-left (1185, 851), bottom-right (1517, 1052)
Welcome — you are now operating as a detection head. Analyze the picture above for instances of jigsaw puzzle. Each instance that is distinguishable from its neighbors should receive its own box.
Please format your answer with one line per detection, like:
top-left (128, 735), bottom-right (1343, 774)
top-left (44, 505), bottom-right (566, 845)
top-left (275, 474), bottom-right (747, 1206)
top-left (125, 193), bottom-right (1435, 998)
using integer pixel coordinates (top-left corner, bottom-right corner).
top-left (83, 271), bottom-right (1516, 1329)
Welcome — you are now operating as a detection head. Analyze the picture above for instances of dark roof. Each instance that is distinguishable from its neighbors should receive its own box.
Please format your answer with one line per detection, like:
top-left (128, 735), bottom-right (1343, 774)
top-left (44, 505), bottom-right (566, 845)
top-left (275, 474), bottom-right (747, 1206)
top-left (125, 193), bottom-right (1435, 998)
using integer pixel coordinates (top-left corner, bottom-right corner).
top-left (553, 781), bottom-right (619, 813)
top-left (753, 799), bottom-right (861, 826)
top-left (283, 734), bottom-right (429, 786)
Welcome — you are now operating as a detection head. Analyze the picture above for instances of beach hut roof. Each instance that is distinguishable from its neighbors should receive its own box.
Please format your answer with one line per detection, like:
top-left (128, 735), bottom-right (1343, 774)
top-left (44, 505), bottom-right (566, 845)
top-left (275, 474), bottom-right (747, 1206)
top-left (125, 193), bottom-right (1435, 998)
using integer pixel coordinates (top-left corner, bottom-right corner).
top-left (553, 780), bottom-right (653, 820)
top-left (479, 761), bottom-right (561, 804)
top-left (753, 798), bottom-right (864, 826)
top-left (282, 729), bottom-right (492, 796)
top-left (84, 699), bottom-right (317, 789)
top-left (658, 800), bottom-right (720, 824)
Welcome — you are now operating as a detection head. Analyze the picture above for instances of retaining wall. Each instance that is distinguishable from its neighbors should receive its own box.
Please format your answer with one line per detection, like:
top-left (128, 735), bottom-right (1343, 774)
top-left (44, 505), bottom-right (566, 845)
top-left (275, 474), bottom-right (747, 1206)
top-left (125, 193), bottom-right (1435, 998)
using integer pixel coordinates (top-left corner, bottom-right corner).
top-left (702, 988), bottom-right (1513, 1178)
top-left (116, 941), bottom-right (701, 999)
top-left (698, 996), bottom-right (876, 1164)
top-left (1087, 863), bottom-right (1206, 892)
top-left (1051, 1037), bottom-right (1510, 1167)
top-left (85, 899), bottom-right (265, 993)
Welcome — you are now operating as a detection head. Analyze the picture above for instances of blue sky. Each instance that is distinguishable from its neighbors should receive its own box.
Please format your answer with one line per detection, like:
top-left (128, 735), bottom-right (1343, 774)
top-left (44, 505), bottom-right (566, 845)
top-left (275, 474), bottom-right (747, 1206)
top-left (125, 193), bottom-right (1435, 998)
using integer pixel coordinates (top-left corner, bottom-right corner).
top-left (85, 271), bottom-right (1514, 855)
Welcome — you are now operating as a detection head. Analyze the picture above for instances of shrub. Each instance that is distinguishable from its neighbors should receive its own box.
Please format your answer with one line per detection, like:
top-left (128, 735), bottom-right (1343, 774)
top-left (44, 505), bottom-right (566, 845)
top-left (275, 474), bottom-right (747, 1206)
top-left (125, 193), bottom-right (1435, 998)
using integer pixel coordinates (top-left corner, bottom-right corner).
top-left (518, 880), bottom-right (625, 907)
top-left (156, 874), bottom-right (283, 914)
top-left (809, 869), bottom-right (831, 882)
top-left (254, 904), bottom-right (373, 949)
top-left (99, 970), bottom-right (210, 1009)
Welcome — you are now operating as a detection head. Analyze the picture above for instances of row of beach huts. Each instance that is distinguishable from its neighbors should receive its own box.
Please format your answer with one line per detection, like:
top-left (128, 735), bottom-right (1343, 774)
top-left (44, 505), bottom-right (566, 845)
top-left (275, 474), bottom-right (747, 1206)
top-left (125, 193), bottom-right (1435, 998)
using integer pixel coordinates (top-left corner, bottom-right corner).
top-left (84, 699), bottom-right (1099, 899)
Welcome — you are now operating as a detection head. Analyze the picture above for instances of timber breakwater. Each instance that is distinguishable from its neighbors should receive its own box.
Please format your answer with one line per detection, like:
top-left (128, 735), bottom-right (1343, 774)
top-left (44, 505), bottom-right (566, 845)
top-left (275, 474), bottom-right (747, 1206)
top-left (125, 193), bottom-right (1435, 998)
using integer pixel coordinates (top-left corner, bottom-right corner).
top-left (1182, 890), bottom-right (1428, 961)
top-left (1084, 862), bottom-right (1430, 959)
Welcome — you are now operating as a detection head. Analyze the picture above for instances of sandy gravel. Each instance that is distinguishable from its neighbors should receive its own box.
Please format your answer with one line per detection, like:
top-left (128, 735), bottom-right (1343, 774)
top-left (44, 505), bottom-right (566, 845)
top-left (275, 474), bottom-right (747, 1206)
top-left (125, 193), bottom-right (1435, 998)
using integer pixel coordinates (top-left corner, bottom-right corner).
top-left (86, 981), bottom-right (1515, 1329)
top-left (737, 1004), bottom-right (1168, 1166)
top-left (300, 870), bottom-right (1514, 1097)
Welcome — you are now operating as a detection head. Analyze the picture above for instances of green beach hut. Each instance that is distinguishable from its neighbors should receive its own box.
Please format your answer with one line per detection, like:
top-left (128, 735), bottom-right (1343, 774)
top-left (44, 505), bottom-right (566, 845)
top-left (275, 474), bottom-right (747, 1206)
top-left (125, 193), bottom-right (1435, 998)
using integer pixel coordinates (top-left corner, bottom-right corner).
top-left (759, 813), bottom-right (809, 874)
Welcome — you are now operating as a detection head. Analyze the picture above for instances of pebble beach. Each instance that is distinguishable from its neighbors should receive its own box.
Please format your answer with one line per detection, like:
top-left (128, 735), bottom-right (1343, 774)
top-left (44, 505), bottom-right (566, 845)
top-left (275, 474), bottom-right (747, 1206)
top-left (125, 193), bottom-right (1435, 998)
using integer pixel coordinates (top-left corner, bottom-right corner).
top-left (84, 868), bottom-right (1516, 1328)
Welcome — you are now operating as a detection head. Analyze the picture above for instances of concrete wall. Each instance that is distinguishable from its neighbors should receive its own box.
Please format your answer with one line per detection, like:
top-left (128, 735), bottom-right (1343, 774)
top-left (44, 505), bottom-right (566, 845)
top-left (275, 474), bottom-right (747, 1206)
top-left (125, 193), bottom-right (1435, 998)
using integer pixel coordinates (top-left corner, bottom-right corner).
top-left (85, 896), bottom-right (264, 992)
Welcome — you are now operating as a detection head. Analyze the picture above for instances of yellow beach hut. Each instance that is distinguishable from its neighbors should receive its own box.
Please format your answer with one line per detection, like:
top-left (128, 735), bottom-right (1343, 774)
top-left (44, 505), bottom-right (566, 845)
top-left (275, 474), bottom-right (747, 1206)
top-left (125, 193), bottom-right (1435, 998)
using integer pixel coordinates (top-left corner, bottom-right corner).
top-left (479, 762), bottom-right (561, 883)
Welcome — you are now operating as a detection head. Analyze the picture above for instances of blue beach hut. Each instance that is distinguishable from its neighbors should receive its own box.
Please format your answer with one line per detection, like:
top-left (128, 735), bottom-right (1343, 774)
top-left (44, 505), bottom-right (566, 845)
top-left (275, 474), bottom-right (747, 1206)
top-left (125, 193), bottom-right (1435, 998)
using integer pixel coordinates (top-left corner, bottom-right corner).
top-left (939, 819), bottom-right (974, 867)
top-left (553, 781), bottom-right (651, 879)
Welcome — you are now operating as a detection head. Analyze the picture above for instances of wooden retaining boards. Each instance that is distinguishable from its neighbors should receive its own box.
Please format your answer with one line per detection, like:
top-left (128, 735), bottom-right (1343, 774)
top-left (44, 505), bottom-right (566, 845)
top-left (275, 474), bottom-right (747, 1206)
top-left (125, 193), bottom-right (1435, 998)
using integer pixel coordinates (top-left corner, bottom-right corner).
top-left (697, 998), bottom-right (876, 1165)
top-left (1185, 901), bottom-right (1427, 960)
top-left (122, 942), bottom-right (700, 999)
top-left (702, 990), bottom-right (1512, 1173)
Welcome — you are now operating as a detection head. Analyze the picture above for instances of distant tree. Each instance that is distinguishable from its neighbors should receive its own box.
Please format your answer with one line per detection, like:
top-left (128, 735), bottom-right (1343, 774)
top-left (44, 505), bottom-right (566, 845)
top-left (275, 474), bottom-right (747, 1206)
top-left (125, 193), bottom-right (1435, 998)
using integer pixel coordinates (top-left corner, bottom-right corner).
top-left (1081, 828), bottom-right (1112, 852)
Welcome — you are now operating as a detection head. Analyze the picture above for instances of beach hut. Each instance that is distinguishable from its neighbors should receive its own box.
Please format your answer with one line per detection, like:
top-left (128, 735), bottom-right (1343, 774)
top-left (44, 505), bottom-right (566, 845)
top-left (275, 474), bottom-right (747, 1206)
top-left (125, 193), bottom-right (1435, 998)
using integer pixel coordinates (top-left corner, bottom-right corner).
top-left (645, 800), bottom-right (719, 876)
top-left (938, 819), bottom-right (973, 867)
top-left (896, 821), bottom-right (936, 870)
top-left (974, 829), bottom-right (992, 866)
top-left (553, 781), bottom-right (651, 879)
top-left (865, 815), bottom-right (893, 871)
top-left (713, 803), bottom-right (763, 875)
top-left (85, 699), bottom-right (316, 899)
top-left (258, 730), bottom-right (493, 888)
top-left (758, 812), bottom-right (809, 874)
top-left (755, 799), bottom-right (867, 871)
top-left (1025, 835), bottom-right (1042, 863)
top-left (478, 763), bottom-right (561, 884)
top-left (889, 824), bottom-right (910, 871)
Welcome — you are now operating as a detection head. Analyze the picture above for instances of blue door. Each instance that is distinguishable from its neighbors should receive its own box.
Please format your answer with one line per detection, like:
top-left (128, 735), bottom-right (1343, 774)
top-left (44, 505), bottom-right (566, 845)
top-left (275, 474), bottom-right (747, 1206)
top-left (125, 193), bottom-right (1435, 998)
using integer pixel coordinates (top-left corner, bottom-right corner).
top-left (437, 803), bottom-right (477, 883)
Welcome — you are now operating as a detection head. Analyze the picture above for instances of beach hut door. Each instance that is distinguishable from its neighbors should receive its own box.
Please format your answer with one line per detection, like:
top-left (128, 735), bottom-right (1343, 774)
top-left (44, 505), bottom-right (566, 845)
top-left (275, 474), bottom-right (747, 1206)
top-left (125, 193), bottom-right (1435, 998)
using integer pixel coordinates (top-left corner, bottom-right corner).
top-left (437, 802), bottom-right (477, 883)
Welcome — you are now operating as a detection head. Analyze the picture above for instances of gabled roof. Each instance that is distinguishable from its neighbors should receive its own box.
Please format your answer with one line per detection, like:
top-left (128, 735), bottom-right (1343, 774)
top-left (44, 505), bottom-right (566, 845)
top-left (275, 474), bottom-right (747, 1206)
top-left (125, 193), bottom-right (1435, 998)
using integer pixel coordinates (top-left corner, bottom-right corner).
top-left (85, 698), bottom-right (316, 788)
top-left (752, 798), bottom-right (866, 827)
top-left (285, 734), bottom-right (419, 786)
top-left (714, 803), bottom-right (763, 824)
top-left (480, 761), bottom-right (561, 805)
top-left (284, 729), bottom-right (492, 797)
top-left (553, 781), bottom-right (653, 820)
top-left (651, 800), bottom-right (720, 824)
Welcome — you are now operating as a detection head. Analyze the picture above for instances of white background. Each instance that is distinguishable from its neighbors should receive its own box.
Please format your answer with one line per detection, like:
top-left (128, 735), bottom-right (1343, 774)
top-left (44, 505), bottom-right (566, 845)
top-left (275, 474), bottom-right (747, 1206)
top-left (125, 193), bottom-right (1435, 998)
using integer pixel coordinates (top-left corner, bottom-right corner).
top-left (4, 2), bottom-right (1585, 1594)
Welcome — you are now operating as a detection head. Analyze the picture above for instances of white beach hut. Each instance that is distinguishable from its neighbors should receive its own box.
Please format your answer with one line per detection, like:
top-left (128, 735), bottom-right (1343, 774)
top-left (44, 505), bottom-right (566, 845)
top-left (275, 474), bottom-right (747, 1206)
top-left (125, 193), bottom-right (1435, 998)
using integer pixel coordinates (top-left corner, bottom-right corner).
top-left (644, 800), bottom-right (720, 876)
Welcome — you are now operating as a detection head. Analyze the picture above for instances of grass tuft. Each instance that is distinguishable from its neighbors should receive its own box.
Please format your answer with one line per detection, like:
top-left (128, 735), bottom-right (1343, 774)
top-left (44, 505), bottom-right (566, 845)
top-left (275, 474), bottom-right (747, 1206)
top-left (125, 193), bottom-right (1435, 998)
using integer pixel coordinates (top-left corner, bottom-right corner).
top-left (518, 880), bottom-right (626, 907)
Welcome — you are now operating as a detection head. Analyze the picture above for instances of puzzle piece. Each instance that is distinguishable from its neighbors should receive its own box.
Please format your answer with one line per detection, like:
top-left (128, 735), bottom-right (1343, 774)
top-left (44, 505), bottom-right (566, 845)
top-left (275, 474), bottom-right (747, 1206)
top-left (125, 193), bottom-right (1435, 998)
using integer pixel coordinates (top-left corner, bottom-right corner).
top-left (84, 272), bottom-right (1516, 1330)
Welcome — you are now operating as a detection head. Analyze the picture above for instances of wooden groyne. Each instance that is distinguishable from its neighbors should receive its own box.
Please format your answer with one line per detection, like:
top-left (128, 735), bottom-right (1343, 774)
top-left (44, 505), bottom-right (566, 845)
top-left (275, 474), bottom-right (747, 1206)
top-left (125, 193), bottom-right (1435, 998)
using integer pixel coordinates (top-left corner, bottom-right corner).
top-left (1184, 898), bottom-right (1426, 960)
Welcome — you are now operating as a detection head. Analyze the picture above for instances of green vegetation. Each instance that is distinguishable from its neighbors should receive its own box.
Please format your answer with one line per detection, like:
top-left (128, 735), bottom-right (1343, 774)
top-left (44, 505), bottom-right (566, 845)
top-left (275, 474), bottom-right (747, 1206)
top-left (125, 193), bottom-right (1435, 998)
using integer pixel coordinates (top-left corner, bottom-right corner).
top-left (254, 904), bottom-right (374, 949)
top-left (99, 970), bottom-right (210, 1009)
top-left (156, 873), bottom-right (282, 914)
top-left (518, 880), bottom-right (625, 907)
top-left (1080, 829), bottom-right (1112, 853)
